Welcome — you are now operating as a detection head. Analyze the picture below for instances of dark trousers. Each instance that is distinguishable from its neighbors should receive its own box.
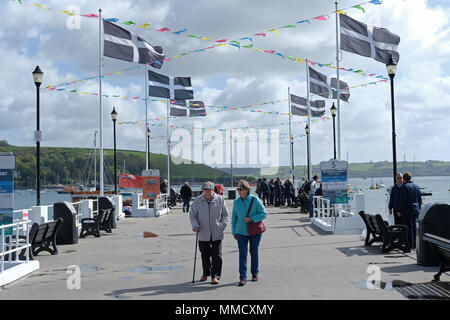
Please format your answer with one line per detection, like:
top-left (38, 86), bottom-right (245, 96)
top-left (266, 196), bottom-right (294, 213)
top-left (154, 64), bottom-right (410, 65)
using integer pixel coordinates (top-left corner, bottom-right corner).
top-left (198, 240), bottom-right (222, 278)
top-left (393, 209), bottom-right (402, 225)
top-left (262, 192), bottom-right (270, 205)
top-left (183, 199), bottom-right (190, 212)
top-left (401, 213), bottom-right (417, 249)
top-left (274, 192), bottom-right (280, 206)
top-left (269, 191), bottom-right (274, 205)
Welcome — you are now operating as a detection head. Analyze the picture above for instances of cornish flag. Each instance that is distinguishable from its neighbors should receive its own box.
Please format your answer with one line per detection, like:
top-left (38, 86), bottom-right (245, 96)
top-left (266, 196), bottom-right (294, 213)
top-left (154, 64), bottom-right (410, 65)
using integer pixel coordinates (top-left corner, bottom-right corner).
top-left (170, 100), bottom-right (206, 117)
top-left (330, 78), bottom-right (350, 102)
top-left (290, 94), bottom-right (325, 117)
top-left (309, 67), bottom-right (350, 102)
top-left (339, 14), bottom-right (400, 64)
top-left (309, 67), bottom-right (331, 98)
top-left (148, 70), bottom-right (194, 100)
top-left (103, 20), bottom-right (165, 68)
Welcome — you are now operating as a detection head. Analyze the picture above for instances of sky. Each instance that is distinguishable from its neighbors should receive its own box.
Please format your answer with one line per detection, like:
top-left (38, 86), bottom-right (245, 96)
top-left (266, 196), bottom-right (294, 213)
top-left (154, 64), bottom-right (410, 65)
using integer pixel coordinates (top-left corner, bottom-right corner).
top-left (1, 0), bottom-right (450, 169)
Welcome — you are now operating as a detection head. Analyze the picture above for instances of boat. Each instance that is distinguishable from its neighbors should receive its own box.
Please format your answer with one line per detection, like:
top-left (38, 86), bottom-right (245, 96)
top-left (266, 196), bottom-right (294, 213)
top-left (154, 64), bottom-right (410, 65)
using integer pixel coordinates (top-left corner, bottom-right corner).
top-left (57, 186), bottom-right (77, 194)
top-left (419, 187), bottom-right (432, 197)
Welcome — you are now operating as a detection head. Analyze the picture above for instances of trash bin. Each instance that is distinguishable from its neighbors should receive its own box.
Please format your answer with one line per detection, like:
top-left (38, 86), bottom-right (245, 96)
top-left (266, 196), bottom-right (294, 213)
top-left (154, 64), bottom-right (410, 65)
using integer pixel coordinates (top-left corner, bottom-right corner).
top-left (53, 202), bottom-right (78, 245)
top-left (228, 189), bottom-right (236, 200)
top-left (99, 197), bottom-right (116, 229)
top-left (416, 202), bottom-right (450, 266)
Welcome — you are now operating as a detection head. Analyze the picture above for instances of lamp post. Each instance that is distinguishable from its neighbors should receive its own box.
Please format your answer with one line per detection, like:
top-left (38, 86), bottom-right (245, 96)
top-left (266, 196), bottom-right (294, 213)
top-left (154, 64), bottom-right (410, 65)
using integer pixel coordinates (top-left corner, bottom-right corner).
top-left (386, 54), bottom-right (398, 186)
top-left (32, 66), bottom-right (43, 206)
top-left (111, 107), bottom-right (118, 194)
top-left (305, 124), bottom-right (310, 181)
top-left (147, 127), bottom-right (151, 169)
top-left (330, 103), bottom-right (337, 159)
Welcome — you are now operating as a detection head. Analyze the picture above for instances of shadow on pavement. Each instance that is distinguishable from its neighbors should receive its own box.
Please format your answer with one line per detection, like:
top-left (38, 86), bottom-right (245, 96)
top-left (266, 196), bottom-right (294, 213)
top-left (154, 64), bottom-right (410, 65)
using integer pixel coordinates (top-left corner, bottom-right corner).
top-left (105, 281), bottom-right (239, 298)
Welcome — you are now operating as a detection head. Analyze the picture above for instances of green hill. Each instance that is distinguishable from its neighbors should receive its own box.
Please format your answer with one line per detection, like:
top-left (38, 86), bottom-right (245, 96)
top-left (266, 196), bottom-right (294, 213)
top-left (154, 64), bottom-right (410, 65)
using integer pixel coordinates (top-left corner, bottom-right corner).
top-left (0, 140), bottom-right (231, 188)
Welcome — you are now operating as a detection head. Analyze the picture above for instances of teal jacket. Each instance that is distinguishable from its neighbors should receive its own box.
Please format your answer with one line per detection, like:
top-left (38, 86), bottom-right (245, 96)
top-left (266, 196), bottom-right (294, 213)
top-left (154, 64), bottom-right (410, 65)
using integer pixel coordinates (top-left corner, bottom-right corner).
top-left (231, 194), bottom-right (267, 236)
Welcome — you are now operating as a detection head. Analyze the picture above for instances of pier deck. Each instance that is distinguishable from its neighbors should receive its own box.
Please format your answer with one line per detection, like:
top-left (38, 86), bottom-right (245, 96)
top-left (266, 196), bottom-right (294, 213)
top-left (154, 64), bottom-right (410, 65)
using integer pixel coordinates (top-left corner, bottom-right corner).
top-left (0, 200), bottom-right (445, 300)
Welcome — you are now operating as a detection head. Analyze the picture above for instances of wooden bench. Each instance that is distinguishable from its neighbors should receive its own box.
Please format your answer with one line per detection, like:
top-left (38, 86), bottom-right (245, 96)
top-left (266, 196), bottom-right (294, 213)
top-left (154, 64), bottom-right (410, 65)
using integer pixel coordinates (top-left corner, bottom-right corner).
top-left (80, 208), bottom-right (113, 238)
top-left (423, 233), bottom-right (450, 281)
top-left (5, 218), bottom-right (63, 259)
top-left (359, 211), bottom-right (411, 253)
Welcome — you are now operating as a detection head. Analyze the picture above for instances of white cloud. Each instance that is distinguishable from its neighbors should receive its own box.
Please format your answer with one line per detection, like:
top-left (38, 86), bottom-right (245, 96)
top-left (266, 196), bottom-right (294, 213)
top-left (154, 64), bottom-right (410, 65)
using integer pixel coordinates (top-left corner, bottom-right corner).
top-left (1, 0), bottom-right (449, 170)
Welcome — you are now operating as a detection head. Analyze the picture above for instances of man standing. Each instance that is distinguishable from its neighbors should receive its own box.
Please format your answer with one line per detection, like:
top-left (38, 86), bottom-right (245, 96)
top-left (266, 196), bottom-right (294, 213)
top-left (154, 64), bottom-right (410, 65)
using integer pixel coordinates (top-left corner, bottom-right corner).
top-left (274, 177), bottom-right (281, 207)
top-left (399, 173), bottom-right (422, 249)
top-left (189, 181), bottom-right (229, 284)
top-left (389, 173), bottom-right (404, 225)
top-left (180, 181), bottom-right (192, 213)
top-left (261, 178), bottom-right (270, 206)
top-left (308, 175), bottom-right (318, 218)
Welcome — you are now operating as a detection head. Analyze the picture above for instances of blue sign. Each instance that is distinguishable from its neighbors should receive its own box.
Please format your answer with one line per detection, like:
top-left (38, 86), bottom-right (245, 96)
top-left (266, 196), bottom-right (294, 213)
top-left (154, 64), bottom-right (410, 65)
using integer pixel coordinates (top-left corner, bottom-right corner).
top-left (320, 159), bottom-right (348, 205)
top-left (0, 153), bottom-right (15, 236)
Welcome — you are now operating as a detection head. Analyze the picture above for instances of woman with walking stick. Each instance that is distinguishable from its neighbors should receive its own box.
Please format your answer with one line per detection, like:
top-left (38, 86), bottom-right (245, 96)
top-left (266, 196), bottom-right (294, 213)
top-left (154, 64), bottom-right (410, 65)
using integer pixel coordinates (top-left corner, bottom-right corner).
top-left (189, 181), bottom-right (229, 285)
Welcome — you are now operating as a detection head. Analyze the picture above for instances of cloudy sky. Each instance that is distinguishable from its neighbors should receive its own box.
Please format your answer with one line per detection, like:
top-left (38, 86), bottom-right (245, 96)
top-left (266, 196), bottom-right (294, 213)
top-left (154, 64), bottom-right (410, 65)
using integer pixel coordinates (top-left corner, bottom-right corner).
top-left (1, 0), bottom-right (449, 169)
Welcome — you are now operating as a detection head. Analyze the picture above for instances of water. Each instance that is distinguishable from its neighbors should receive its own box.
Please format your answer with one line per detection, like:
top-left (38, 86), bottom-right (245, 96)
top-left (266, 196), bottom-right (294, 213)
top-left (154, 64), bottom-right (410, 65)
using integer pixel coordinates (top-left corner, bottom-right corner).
top-left (12, 176), bottom-right (450, 214)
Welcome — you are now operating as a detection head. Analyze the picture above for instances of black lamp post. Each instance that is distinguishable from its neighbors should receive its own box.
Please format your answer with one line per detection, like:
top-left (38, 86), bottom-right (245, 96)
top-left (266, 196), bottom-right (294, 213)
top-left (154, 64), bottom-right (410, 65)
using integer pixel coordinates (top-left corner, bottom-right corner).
top-left (147, 127), bottom-right (151, 169)
top-left (305, 124), bottom-right (310, 181)
top-left (111, 107), bottom-right (118, 194)
top-left (330, 103), bottom-right (337, 159)
top-left (386, 54), bottom-right (398, 186)
top-left (32, 66), bottom-right (43, 206)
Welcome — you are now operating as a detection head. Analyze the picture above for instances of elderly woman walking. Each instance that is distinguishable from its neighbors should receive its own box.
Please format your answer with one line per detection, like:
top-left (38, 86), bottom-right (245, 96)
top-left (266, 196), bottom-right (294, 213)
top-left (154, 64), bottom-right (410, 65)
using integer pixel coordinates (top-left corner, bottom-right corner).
top-left (231, 180), bottom-right (267, 286)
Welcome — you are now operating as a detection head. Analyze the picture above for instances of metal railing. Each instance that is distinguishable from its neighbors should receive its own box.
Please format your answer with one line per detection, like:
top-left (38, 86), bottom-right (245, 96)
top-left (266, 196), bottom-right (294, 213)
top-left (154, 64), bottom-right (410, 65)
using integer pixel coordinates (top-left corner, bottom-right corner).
top-left (155, 194), bottom-right (168, 211)
top-left (1, 220), bottom-right (32, 273)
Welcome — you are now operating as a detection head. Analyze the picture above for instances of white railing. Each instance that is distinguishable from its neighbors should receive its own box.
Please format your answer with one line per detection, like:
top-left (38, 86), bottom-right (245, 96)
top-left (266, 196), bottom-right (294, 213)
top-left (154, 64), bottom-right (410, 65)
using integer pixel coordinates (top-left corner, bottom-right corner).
top-left (1, 220), bottom-right (32, 273)
top-left (155, 194), bottom-right (168, 211)
top-left (313, 196), bottom-right (333, 218)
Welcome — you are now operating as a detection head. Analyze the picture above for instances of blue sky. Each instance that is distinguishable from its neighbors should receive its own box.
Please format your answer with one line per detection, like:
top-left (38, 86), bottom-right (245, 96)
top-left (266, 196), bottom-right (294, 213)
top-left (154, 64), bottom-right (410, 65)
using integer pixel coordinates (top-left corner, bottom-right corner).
top-left (1, 0), bottom-right (450, 168)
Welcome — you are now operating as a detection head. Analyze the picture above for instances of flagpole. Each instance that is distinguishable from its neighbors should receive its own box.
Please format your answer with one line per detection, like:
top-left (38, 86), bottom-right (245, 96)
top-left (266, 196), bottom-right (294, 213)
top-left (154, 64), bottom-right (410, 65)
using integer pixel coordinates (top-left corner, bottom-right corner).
top-left (145, 65), bottom-right (149, 170)
top-left (305, 59), bottom-right (312, 181)
top-left (335, 1), bottom-right (342, 160)
top-left (99, 8), bottom-right (104, 196)
top-left (288, 87), bottom-right (294, 184)
top-left (166, 99), bottom-right (171, 203)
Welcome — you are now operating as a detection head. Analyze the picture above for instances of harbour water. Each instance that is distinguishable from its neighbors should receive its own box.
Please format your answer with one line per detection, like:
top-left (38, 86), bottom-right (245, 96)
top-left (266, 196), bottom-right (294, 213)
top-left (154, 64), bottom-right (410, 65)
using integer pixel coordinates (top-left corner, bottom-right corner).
top-left (13, 176), bottom-right (450, 212)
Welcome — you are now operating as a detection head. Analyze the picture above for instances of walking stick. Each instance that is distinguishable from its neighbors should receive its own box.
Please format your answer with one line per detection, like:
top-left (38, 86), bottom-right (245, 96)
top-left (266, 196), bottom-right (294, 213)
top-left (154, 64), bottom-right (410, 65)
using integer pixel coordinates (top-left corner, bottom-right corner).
top-left (192, 232), bottom-right (199, 283)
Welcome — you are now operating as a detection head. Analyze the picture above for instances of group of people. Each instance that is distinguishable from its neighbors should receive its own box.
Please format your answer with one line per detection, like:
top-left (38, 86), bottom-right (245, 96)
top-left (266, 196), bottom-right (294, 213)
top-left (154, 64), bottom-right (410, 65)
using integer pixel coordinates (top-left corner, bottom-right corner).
top-left (255, 177), bottom-right (298, 208)
top-left (189, 180), bottom-right (267, 287)
top-left (388, 172), bottom-right (422, 249)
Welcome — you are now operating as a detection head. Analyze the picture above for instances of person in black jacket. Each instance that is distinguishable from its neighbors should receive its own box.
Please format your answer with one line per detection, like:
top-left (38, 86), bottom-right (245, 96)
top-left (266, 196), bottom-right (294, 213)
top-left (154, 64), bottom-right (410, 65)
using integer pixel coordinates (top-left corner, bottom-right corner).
top-left (180, 181), bottom-right (192, 213)
top-left (388, 173), bottom-right (404, 225)
top-left (399, 172), bottom-right (422, 249)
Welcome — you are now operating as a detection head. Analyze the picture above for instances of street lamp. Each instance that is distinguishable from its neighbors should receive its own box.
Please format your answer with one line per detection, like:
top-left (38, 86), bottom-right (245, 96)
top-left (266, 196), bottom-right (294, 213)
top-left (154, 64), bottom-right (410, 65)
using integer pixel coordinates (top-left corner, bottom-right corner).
top-left (147, 127), bottom-right (151, 169)
top-left (386, 54), bottom-right (398, 186)
top-left (330, 103), bottom-right (337, 160)
top-left (32, 66), bottom-right (43, 206)
top-left (111, 107), bottom-right (118, 194)
top-left (305, 124), bottom-right (310, 181)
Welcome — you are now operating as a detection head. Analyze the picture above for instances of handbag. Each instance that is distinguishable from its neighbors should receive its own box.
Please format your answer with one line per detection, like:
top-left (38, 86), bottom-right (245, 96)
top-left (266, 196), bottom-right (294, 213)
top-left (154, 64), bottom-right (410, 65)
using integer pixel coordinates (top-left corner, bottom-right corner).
top-left (245, 197), bottom-right (266, 235)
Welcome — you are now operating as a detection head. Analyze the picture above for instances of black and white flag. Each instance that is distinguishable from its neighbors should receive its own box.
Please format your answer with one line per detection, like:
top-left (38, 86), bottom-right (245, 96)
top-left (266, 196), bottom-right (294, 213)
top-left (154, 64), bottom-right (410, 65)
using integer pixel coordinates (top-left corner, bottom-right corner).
top-left (148, 70), bottom-right (194, 100)
top-left (290, 94), bottom-right (325, 117)
top-left (309, 67), bottom-right (331, 98)
top-left (170, 100), bottom-right (206, 117)
top-left (339, 14), bottom-right (400, 64)
top-left (330, 78), bottom-right (350, 102)
top-left (103, 20), bottom-right (165, 68)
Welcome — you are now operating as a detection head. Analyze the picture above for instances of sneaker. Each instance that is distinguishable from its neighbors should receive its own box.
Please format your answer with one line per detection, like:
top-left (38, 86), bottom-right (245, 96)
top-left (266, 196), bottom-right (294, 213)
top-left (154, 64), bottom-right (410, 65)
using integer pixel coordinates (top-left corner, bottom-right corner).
top-left (211, 277), bottom-right (219, 285)
top-left (238, 279), bottom-right (246, 286)
top-left (251, 274), bottom-right (258, 282)
top-left (200, 275), bottom-right (208, 282)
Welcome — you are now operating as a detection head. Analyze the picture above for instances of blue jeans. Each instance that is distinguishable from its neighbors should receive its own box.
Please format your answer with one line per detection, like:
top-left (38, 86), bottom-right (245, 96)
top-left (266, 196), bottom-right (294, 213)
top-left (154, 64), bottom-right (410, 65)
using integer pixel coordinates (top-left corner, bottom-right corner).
top-left (236, 234), bottom-right (262, 280)
top-left (183, 199), bottom-right (190, 212)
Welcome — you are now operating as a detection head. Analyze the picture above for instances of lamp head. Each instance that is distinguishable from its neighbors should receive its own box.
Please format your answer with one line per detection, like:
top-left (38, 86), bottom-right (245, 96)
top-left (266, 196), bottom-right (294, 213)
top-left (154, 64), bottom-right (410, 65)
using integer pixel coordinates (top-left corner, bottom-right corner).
top-left (111, 107), bottom-right (118, 121)
top-left (330, 102), bottom-right (337, 117)
top-left (386, 54), bottom-right (397, 78)
top-left (32, 66), bottom-right (44, 87)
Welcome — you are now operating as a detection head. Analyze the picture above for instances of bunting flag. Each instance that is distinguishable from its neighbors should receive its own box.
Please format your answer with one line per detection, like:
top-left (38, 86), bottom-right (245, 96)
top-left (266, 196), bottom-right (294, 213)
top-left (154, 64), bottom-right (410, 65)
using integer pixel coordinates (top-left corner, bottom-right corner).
top-left (148, 70), bottom-right (194, 100)
top-left (170, 100), bottom-right (206, 117)
top-left (339, 13), bottom-right (400, 64)
top-left (103, 20), bottom-right (165, 67)
top-left (290, 94), bottom-right (325, 117)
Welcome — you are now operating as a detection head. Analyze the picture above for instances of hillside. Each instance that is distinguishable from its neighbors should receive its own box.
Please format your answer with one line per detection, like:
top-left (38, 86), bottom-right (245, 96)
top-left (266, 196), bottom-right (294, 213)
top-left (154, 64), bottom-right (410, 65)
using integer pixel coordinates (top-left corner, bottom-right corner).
top-left (0, 140), bottom-right (231, 188)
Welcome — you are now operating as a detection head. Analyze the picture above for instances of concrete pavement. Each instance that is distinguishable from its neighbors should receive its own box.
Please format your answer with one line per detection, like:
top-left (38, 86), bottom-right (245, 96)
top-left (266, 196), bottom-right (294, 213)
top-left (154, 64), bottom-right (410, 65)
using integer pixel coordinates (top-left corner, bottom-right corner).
top-left (0, 200), bottom-right (443, 300)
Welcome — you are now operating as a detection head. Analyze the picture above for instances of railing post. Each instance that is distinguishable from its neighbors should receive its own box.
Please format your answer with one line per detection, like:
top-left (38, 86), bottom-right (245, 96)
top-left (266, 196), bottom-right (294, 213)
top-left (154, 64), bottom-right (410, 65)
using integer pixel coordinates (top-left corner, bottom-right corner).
top-left (1, 228), bottom-right (4, 273)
